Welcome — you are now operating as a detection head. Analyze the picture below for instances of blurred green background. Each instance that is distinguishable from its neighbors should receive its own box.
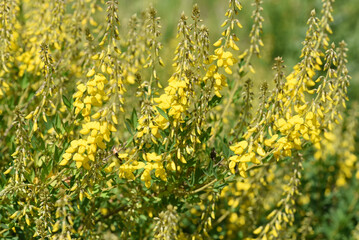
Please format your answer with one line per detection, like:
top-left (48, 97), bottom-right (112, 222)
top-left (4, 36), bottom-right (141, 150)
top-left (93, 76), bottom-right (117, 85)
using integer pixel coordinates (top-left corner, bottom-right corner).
top-left (117, 0), bottom-right (359, 103)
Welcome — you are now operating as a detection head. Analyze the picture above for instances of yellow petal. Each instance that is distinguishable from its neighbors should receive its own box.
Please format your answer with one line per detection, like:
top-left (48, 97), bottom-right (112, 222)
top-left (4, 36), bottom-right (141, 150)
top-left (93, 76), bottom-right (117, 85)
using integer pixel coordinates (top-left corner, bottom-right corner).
top-left (86, 68), bottom-right (95, 78)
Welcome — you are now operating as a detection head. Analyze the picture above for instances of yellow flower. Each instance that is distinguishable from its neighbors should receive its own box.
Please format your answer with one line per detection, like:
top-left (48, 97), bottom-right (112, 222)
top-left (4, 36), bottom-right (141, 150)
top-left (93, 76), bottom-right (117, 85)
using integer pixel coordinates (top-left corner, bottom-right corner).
top-left (143, 152), bottom-right (162, 162)
top-left (213, 47), bottom-right (237, 74)
top-left (230, 140), bottom-right (248, 155)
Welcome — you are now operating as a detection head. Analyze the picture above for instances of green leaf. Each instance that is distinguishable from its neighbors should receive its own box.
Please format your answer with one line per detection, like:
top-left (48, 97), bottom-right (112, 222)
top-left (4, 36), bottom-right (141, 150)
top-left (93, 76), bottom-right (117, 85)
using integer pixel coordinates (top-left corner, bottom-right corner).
top-left (20, 72), bottom-right (29, 89)
top-left (0, 224), bottom-right (8, 231)
top-left (156, 106), bottom-right (169, 120)
top-left (139, 214), bottom-right (147, 222)
top-left (62, 94), bottom-right (72, 110)
top-left (208, 95), bottom-right (222, 108)
top-left (24, 169), bottom-right (35, 183)
top-left (208, 158), bottom-right (214, 175)
top-left (125, 119), bottom-right (134, 135)
top-left (131, 108), bottom-right (138, 128)
top-left (41, 163), bottom-right (49, 181)
top-left (0, 172), bottom-right (7, 187)
top-left (100, 192), bottom-right (109, 198)
top-left (195, 166), bottom-right (202, 185)
top-left (53, 146), bottom-right (60, 162)
top-left (125, 135), bottom-right (134, 147)
top-left (52, 114), bottom-right (62, 133)
top-left (200, 127), bottom-right (212, 143)
top-left (214, 182), bottom-right (227, 190)
top-left (62, 180), bottom-right (70, 188)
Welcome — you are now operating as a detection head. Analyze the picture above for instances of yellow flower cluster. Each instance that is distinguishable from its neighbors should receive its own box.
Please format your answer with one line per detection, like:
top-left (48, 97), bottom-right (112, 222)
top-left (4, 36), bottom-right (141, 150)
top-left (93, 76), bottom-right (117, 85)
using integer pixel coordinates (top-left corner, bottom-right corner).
top-left (212, 47), bottom-right (237, 75)
top-left (229, 141), bottom-right (259, 177)
top-left (205, 40), bottom-right (238, 98)
top-left (61, 0), bottom-right (126, 170)
top-left (219, 179), bottom-right (252, 237)
top-left (61, 66), bottom-right (121, 168)
top-left (60, 121), bottom-right (116, 169)
top-left (284, 56), bottom-right (321, 99)
top-left (135, 102), bottom-right (169, 149)
top-left (154, 75), bottom-right (189, 125)
top-left (137, 114), bottom-right (160, 140)
top-left (73, 72), bottom-right (109, 120)
top-left (229, 112), bottom-right (322, 177)
top-left (314, 105), bottom-right (358, 187)
top-left (62, 67), bottom-right (123, 168)
top-left (16, 47), bottom-right (42, 77)
top-left (118, 152), bottom-right (168, 188)
top-left (272, 113), bottom-right (321, 155)
top-left (203, 65), bottom-right (227, 98)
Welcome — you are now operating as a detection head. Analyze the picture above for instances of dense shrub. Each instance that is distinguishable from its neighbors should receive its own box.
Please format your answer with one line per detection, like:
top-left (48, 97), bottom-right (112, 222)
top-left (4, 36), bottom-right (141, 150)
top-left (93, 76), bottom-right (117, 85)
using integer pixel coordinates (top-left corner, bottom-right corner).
top-left (0, 0), bottom-right (358, 239)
